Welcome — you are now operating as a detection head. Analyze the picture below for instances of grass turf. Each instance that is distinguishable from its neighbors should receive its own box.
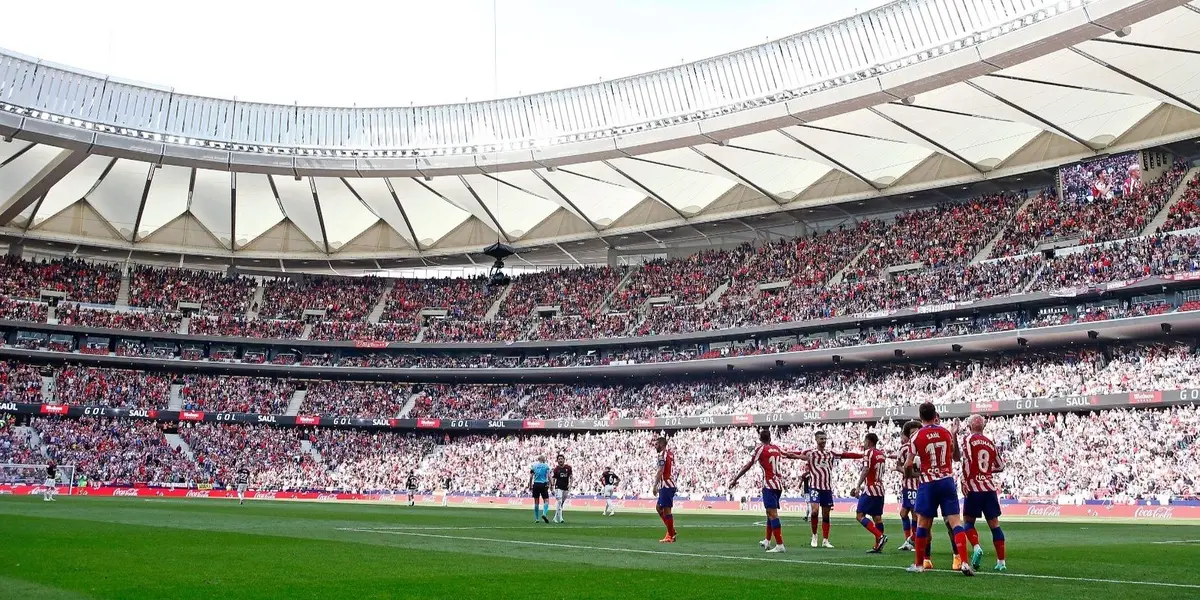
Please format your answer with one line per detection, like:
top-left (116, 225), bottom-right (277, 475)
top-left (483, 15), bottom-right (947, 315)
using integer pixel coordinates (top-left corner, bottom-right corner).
top-left (0, 496), bottom-right (1198, 599)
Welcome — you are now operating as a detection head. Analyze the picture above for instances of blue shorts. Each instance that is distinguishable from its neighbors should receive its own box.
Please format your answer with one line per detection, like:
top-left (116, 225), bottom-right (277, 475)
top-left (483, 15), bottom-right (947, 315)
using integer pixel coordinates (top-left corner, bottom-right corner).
top-left (915, 478), bottom-right (960, 519)
top-left (963, 491), bottom-right (1002, 520)
top-left (808, 489), bottom-right (834, 508)
top-left (856, 495), bottom-right (885, 517)
top-left (901, 488), bottom-right (917, 511)
top-left (762, 488), bottom-right (782, 510)
top-left (657, 487), bottom-right (676, 508)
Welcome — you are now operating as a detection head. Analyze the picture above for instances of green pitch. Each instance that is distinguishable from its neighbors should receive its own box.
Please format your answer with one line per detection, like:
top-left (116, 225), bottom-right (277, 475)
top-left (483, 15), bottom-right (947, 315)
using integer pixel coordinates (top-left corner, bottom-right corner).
top-left (1, 497), bottom-right (1198, 599)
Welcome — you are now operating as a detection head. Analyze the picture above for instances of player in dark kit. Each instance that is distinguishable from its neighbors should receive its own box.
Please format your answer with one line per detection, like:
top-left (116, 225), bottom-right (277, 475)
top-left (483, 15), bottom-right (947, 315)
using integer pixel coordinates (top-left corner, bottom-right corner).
top-left (551, 455), bottom-right (573, 523)
top-left (905, 402), bottom-right (974, 576)
top-left (441, 476), bottom-right (453, 507)
top-left (406, 470), bottom-right (418, 506)
top-left (600, 468), bottom-right (620, 516)
top-left (43, 461), bottom-right (58, 502)
top-left (235, 467), bottom-right (251, 505)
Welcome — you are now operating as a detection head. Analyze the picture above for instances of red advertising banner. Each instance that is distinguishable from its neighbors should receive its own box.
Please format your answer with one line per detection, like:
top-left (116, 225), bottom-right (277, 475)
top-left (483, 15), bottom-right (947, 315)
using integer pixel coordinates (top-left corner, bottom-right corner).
top-left (1129, 391), bottom-right (1163, 405)
top-left (633, 418), bottom-right (656, 427)
top-left (416, 418), bottom-right (441, 429)
top-left (522, 419), bottom-right (545, 429)
top-left (732, 415), bottom-right (754, 425)
top-left (179, 411), bottom-right (205, 421)
top-left (39, 404), bottom-right (69, 415)
top-left (295, 415), bottom-right (320, 426)
top-left (353, 340), bottom-right (389, 349)
top-left (848, 408), bottom-right (873, 419)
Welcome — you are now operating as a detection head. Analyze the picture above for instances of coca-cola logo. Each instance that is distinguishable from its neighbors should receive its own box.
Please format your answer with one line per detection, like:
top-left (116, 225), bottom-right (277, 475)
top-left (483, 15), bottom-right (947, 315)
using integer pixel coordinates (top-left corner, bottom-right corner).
top-left (186, 491), bottom-right (210, 498)
top-left (111, 488), bottom-right (140, 497)
top-left (523, 419), bottom-right (546, 429)
top-left (295, 415), bottom-right (320, 426)
top-left (733, 415), bottom-right (753, 425)
top-left (354, 340), bottom-right (389, 349)
top-left (972, 402), bottom-right (998, 412)
top-left (179, 411), bottom-right (205, 421)
top-left (416, 418), bottom-right (441, 429)
top-left (1134, 506), bottom-right (1174, 519)
top-left (1025, 504), bottom-right (1061, 517)
top-left (634, 418), bottom-right (656, 427)
top-left (1129, 391), bottom-right (1162, 405)
top-left (316, 493), bottom-right (338, 500)
top-left (848, 408), bottom-right (873, 418)
top-left (257, 492), bottom-right (277, 500)
top-left (39, 404), bottom-right (69, 415)
top-left (0, 402), bottom-right (17, 412)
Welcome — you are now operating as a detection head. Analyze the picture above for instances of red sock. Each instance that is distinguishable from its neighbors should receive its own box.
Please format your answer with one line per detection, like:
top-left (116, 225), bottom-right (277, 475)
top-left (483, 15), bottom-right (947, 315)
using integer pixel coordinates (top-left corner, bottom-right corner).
top-left (994, 540), bottom-right (1006, 560)
top-left (914, 536), bottom-right (928, 566)
top-left (954, 531), bottom-right (970, 564)
top-left (822, 521), bottom-right (830, 539)
top-left (810, 514), bottom-right (818, 535)
top-left (773, 527), bottom-right (784, 545)
top-left (863, 520), bottom-right (883, 539)
top-left (664, 515), bottom-right (676, 537)
top-left (766, 524), bottom-right (773, 541)
top-left (966, 528), bottom-right (980, 547)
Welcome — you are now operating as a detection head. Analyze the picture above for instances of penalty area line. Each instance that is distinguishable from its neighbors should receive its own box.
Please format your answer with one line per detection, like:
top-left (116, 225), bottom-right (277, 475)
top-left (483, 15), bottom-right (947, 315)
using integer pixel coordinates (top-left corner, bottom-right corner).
top-left (343, 528), bottom-right (1200, 590)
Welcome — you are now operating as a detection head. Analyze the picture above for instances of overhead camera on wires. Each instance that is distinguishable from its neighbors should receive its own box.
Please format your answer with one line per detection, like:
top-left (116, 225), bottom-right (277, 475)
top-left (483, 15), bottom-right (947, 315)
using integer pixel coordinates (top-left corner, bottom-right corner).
top-left (483, 241), bottom-right (515, 288)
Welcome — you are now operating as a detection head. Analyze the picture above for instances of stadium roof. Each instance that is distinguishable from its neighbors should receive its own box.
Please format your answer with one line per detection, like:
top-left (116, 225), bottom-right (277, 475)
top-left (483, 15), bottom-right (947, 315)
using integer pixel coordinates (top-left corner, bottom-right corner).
top-left (0, 0), bottom-right (1198, 267)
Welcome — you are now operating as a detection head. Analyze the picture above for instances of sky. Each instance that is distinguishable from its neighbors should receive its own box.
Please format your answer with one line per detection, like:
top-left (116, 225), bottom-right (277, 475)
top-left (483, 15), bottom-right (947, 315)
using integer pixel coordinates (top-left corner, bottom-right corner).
top-left (3, 0), bottom-right (890, 107)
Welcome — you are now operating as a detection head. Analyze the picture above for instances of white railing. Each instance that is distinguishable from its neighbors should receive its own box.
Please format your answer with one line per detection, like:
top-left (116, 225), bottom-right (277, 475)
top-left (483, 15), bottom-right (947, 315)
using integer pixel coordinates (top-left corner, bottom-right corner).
top-left (0, 0), bottom-right (1086, 154)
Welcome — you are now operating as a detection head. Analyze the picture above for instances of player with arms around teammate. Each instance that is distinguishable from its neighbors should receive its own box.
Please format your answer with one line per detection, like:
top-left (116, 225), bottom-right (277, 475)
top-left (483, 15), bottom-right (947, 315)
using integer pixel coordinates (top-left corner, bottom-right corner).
top-left (962, 414), bottom-right (1008, 572)
top-left (905, 402), bottom-right (974, 576)
top-left (552, 454), bottom-right (573, 523)
top-left (235, 465), bottom-right (251, 505)
top-left (43, 460), bottom-right (58, 502)
top-left (406, 470), bottom-right (418, 507)
top-left (729, 428), bottom-right (805, 553)
top-left (895, 421), bottom-right (922, 551)
top-left (851, 433), bottom-right (889, 553)
top-left (796, 430), bottom-right (861, 548)
top-left (600, 467), bottom-right (620, 516)
top-left (529, 455), bottom-right (551, 523)
top-left (652, 437), bottom-right (678, 543)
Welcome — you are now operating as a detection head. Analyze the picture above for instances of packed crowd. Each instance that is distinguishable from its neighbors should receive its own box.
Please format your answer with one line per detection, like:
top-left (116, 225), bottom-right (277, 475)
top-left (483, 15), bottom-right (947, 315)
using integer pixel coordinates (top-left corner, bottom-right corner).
top-left (0, 360), bottom-right (42, 403)
top-left (310, 429), bottom-right (435, 492)
top-left (179, 375), bottom-right (296, 415)
top-left (129, 266), bottom-right (257, 315)
top-left (500, 266), bottom-right (624, 319)
top-left (422, 318), bottom-right (529, 343)
top-left (259, 276), bottom-right (386, 321)
top-left (188, 316), bottom-right (305, 340)
top-left (0, 416), bottom-right (37, 464)
top-left (1159, 170), bottom-right (1200, 233)
top-left (309, 320), bottom-right (418, 343)
top-left (729, 224), bottom-right (879, 294)
top-left (302, 380), bottom-right (412, 417)
top-left (383, 277), bottom-right (496, 323)
top-left (991, 162), bottom-right (1188, 257)
top-left (56, 305), bottom-right (182, 334)
top-left (0, 297), bottom-right (47, 323)
top-left (610, 247), bottom-right (753, 311)
top-left (53, 366), bottom-right (170, 410)
top-left (179, 422), bottom-right (329, 490)
top-left (33, 417), bottom-right (200, 485)
top-left (528, 313), bottom-right (639, 341)
top-left (0, 255), bottom-right (120, 304)
top-left (1033, 232), bottom-right (1200, 291)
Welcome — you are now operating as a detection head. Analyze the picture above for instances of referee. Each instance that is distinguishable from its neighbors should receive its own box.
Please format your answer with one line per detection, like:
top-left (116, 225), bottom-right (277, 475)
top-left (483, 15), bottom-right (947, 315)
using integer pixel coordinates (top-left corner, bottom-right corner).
top-left (529, 456), bottom-right (551, 523)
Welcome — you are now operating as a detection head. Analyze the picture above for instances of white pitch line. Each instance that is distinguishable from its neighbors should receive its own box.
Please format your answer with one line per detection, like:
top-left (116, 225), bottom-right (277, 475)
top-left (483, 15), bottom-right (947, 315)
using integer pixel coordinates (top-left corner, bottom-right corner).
top-left (343, 528), bottom-right (1200, 590)
top-left (338, 524), bottom-right (752, 532)
top-left (1150, 539), bottom-right (1200, 545)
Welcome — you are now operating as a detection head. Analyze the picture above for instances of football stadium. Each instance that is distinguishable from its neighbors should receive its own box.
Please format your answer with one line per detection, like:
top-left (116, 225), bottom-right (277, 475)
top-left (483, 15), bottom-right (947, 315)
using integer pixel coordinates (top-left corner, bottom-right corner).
top-left (3, 0), bottom-right (1200, 597)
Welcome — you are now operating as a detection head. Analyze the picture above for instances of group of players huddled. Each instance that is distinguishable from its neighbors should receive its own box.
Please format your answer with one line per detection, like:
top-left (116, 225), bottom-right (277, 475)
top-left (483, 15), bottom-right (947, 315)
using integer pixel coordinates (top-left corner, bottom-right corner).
top-left (528, 401), bottom-right (1005, 576)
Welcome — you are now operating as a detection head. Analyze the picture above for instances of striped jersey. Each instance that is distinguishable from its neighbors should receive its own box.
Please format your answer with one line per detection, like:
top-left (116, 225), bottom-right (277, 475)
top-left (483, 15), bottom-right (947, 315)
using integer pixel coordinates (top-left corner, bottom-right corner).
top-left (898, 445), bottom-right (920, 490)
top-left (751, 443), bottom-right (786, 490)
top-left (910, 424), bottom-right (956, 484)
top-left (861, 448), bottom-right (888, 497)
top-left (962, 432), bottom-right (1004, 493)
top-left (658, 448), bottom-right (676, 489)
top-left (800, 448), bottom-right (844, 491)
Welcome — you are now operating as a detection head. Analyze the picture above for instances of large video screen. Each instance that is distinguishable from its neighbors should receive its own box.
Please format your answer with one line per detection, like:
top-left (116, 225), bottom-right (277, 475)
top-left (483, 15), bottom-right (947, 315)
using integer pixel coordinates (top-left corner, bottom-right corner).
top-left (1058, 152), bottom-right (1143, 202)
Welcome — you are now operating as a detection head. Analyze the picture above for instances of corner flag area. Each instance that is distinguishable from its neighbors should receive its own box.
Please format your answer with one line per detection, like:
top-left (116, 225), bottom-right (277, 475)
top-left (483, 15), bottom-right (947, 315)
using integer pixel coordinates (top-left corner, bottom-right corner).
top-left (1, 496), bottom-right (1198, 599)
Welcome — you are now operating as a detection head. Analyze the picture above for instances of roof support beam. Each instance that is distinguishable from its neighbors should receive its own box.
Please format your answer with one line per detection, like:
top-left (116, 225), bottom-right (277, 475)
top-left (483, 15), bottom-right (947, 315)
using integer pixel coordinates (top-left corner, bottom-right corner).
top-left (776, 129), bottom-right (885, 190)
top-left (556, 242), bottom-right (583, 266)
top-left (306, 177), bottom-right (331, 254)
top-left (491, 171), bottom-right (602, 235)
top-left (382, 178), bottom-right (422, 251)
top-left (229, 172), bottom-right (238, 250)
top-left (598, 159), bottom-right (690, 221)
top-left (1089, 37), bottom-right (1200, 58)
top-left (1069, 47), bottom-right (1200, 115)
top-left (455, 175), bottom-right (512, 243)
top-left (130, 164), bottom-right (157, 241)
top-left (866, 107), bottom-right (983, 174)
top-left (687, 147), bottom-right (789, 204)
top-left (963, 81), bottom-right (1097, 151)
top-left (0, 148), bottom-right (87, 225)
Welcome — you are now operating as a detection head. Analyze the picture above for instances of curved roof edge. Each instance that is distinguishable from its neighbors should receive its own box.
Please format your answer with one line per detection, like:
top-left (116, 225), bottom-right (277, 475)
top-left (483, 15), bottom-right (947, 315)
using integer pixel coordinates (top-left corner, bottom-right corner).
top-left (0, 0), bottom-right (1116, 166)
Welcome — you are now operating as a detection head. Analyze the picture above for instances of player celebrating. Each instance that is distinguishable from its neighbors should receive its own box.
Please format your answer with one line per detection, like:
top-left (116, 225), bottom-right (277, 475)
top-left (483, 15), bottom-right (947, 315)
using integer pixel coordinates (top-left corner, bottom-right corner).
top-left (405, 470), bottom-right (418, 507)
top-left (796, 431), bottom-right (860, 548)
top-left (851, 433), bottom-right (888, 553)
top-left (896, 421), bottom-right (921, 551)
top-left (529, 455), bottom-right (551, 523)
top-left (552, 454), bottom-right (573, 523)
top-left (904, 402), bottom-right (974, 576)
top-left (962, 414), bottom-right (1008, 572)
top-left (729, 428), bottom-right (805, 553)
top-left (43, 460), bottom-right (57, 502)
top-left (235, 465), bottom-right (251, 505)
top-left (600, 467), bottom-right (620, 516)
top-left (652, 437), bottom-right (677, 543)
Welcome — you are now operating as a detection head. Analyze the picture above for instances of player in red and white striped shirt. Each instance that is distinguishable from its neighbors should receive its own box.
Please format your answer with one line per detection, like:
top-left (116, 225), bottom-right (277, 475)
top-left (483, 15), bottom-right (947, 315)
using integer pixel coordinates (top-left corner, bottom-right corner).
top-left (895, 421), bottom-right (922, 552)
top-left (652, 436), bottom-right (677, 543)
top-left (851, 433), bottom-right (889, 553)
top-left (796, 430), bottom-right (861, 548)
top-left (730, 429), bottom-right (806, 553)
top-left (961, 414), bottom-right (1008, 572)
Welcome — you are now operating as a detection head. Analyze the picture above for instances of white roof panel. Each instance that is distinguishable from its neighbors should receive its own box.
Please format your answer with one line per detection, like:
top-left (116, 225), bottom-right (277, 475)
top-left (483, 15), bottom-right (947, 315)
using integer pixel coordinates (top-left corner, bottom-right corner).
top-left (0, 144), bottom-right (66, 219)
top-left (607, 157), bottom-right (736, 214)
top-left (138, 165), bottom-right (191, 238)
top-left (784, 126), bottom-right (932, 184)
top-left (234, 173), bottom-right (284, 247)
top-left (1078, 41), bottom-right (1200, 108)
top-left (0, 139), bottom-right (32, 164)
top-left (536, 168), bottom-right (646, 226)
top-left (489, 169), bottom-right (587, 222)
top-left (974, 77), bottom-right (1160, 145)
top-left (313, 177), bottom-right (378, 249)
top-left (697, 144), bottom-right (830, 197)
top-left (33, 154), bottom-right (110, 224)
top-left (343, 178), bottom-right (416, 244)
top-left (421, 176), bottom-right (498, 232)
top-left (461, 174), bottom-right (559, 238)
top-left (387, 177), bottom-right (470, 246)
top-left (84, 159), bottom-right (150, 238)
top-left (271, 175), bottom-right (325, 249)
top-left (189, 169), bottom-right (233, 243)
top-left (874, 103), bottom-right (1043, 166)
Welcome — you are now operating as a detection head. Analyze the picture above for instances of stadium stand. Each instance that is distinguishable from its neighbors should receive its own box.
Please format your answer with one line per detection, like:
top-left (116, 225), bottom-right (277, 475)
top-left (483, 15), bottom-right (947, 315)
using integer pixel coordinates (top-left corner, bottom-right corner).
top-left (129, 266), bottom-right (257, 315)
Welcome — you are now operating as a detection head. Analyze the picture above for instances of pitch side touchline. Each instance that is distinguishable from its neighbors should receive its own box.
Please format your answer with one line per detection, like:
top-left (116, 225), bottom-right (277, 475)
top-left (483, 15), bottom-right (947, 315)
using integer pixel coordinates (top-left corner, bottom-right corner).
top-left (338, 524), bottom-right (753, 531)
top-left (1150, 539), bottom-right (1200, 544)
top-left (342, 528), bottom-right (1200, 590)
